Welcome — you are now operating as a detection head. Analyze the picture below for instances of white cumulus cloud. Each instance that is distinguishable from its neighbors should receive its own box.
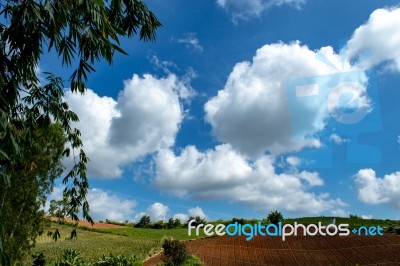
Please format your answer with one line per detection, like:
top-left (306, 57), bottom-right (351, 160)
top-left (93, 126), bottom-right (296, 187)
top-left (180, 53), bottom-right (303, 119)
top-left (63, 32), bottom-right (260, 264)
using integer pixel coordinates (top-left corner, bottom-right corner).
top-left (87, 189), bottom-right (136, 222)
top-left (354, 168), bottom-right (400, 210)
top-left (173, 213), bottom-right (189, 222)
top-left (346, 7), bottom-right (400, 71)
top-left (204, 42), bottom-right (369, 157)
top-left (330, 133), bottom-right (347, 145)
top-left (188, 207), bottom-right (208, 220)
top-left (46, 187), bottom-right (137, 222)
top-left (330, 209), bottom-right (349, 218)
top-left (361, 214), bottom-right (373, 220)
top-left (145, 203), bottom-right (169, 222)
top-left (154, 144), bottom-right (345, 215)
top-left (172, 207), bottom-right (208, 222)
top-left (64, 74), bottom-right (192, 178)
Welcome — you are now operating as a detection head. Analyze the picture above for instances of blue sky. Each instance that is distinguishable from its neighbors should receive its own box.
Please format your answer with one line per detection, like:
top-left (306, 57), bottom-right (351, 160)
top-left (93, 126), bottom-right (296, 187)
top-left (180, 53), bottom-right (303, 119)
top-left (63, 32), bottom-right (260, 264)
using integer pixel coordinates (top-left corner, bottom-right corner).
top-left (43, 0), bottom-right (400, 222)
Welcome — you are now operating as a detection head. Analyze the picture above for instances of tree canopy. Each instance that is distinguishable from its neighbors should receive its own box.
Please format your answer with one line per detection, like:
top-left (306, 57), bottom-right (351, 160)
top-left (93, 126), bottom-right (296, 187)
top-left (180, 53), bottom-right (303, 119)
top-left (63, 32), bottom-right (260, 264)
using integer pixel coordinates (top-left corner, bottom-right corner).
top-left (0, 124), bottom-right (65, 262)
top-left (0, 0), bottom-right (161, 263)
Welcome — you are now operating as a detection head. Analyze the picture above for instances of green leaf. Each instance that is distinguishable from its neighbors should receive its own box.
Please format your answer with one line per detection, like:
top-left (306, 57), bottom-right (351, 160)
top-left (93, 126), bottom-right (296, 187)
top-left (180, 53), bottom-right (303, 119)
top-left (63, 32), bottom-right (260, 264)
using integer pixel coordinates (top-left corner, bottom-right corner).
top-left (0, 149), bottom-right (9, 160)
top-left (70, 229), bottom-right (77, 240)
top-left (52, 229), bottom-right (61, 242)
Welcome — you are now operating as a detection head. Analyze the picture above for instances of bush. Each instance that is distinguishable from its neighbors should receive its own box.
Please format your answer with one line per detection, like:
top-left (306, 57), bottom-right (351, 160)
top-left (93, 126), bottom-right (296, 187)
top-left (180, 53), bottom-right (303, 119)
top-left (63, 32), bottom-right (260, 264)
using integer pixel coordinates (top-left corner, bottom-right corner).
top-left (135, 215), bottom-right (151, 228)
top-left (162, 239), bottom-right (188, 266)
top-left (173, 218), bottom-right (181, 228)
top-left (349, 214), bottom-right (361, 219)
top-left (230, 217), bottom-right (246, 225)
top-left (187, 216), bottom-right (205, 227)
top-left (153, 220), bottom-right (165, 229)
top-left (93, 254), bottom-right (143, 266)
top-left (32, 252), bottom-right (46, 266)
top-left (386, 226), bottom-right (395, 233)
top-left (55, 249), bottom-right (144, 266)
top-left (57, 249), bottom-right (84, 266)
top-left (267, 210), bottom-right (283, 225)
top-left (167, 218), bottom-right (182, 229)
top-left (181, 255), bottom-right (203, 266)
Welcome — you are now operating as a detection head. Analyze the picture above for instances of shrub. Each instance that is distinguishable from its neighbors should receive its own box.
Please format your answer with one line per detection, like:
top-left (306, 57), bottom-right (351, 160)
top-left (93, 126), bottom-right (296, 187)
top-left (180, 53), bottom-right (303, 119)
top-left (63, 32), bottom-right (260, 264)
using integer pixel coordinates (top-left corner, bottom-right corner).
top-left (135, 215), bottom-right (151, 228)
top-left (167, 218), bottom-right (182, 229)
top-left (167, 218), bottom-right (175, 229)
top-left (162, 239), bottom-right (188, 266)
top-left (153, 220), bottom-right (165, 229)
top-left (386, 226), bottom-right (395, 233)
top-left (181, 255), bottom-right (203, 266)
top-left (173, 218), bottom-right (181, 228)
top-left (93, 254), bottom-right (143, 266)
top-left (267, 210), bottom-right (283, 225)
top-left (57, 249), bottom-right (84, 266)
top-left (349, 214), bottom-right (361, 219)
top-left (32, 252), bottom-right (46, 266)
top-left (231, 218), bottom-right (246, 225)
top-left (187, 216), bottom-right (205, 226)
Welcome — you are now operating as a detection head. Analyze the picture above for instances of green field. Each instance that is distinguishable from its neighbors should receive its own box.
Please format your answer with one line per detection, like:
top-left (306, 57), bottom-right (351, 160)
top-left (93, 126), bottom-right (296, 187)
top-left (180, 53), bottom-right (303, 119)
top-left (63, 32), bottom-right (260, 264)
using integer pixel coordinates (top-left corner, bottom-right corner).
top-left (32, 217), bottom-right (400, 264)
top-left (32, 223), bottom-right (205, 263)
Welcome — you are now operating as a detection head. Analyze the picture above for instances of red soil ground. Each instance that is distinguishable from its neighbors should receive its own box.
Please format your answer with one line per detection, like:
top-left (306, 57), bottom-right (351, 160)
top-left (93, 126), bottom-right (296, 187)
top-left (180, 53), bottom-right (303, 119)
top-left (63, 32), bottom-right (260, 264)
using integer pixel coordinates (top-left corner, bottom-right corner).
top-left (48, 217), bottom-right (126, 228)
top-left (144, 233), bottom-right (400, 266)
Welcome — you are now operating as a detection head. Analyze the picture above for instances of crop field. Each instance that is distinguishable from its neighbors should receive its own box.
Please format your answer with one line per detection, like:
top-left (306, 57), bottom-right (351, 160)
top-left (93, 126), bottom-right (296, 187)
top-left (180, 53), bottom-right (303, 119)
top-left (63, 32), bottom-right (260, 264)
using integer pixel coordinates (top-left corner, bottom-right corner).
top-left (32, 223), bottom-right (204, 262)
top-left (144, 217), bottom-right (400, 266)
top-left (145, 233), bottom-right (400, 265)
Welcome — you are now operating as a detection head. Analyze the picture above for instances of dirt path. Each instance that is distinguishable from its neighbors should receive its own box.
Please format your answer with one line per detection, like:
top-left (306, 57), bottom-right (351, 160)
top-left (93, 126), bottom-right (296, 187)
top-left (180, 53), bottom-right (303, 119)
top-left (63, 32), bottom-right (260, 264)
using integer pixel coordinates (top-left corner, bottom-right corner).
top-left (48, 217), bottom-right (127, 228)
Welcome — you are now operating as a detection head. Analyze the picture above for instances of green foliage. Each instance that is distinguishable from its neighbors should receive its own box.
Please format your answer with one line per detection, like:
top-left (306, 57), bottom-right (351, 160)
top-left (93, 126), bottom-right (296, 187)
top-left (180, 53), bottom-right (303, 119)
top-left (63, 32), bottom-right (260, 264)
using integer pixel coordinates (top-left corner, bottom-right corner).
top-left (162, 239), bottom-right (188, 266)
top-left (49, 196), bottom-right (72, 223)
top-left (230, 217), bottom-right (246, 225)
top-left (93, 254), bottom-right (143, 266)
top-left (55, 248), bottom-right (145, 266)
top-left (166, 218), bottom-right (181, 229)
top-left (0, 124), bottom-right (65, 262)
top-left (0, 0), bottom-right (161, 263)
top-left (187, 216), bottom-right (206, 227)
top-left (153, 220), bottom-right (165, 229)
top-left (267, 210), bottom-right (283, 225)
top-left (57, 248), bottom-right (84, 266)
top-left (135, 215), bottom-right (151, 228)
top-left (349, 214), bottom-right (361, 219)
top-left (32, 223), bottom-right (205, 263)
top-left (159, 255), bottom-right (203, 266)
top-left (181, 256), bottom-right (203, 266)
top-left (32, 252), bottom-right (46, 266)
top-left (104, 220), bottom-right (133, 227)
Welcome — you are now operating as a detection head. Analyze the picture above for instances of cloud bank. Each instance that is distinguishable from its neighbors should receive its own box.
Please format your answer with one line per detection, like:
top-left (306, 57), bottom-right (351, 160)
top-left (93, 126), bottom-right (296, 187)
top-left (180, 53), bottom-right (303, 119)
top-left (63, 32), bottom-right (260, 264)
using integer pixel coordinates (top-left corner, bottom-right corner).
top-left (65, 74), bottom-right (192, 178)
top-left (346, 7), bottom-right (400, 71)
top-left (154, 144), bottom-right (346, 215)
top-left (205, 42), bottom-right (369, 157)
top-left (354, 169), bottom-right (400, 211)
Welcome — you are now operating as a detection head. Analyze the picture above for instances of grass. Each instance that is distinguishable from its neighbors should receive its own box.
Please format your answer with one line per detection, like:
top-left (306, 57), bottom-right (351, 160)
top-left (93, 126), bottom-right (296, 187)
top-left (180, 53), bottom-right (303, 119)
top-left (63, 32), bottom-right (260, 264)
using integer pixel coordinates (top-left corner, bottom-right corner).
top-left (32, 223), bottom-right (205, 263)
top-left (87, 227), bottom-right (202, 241)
